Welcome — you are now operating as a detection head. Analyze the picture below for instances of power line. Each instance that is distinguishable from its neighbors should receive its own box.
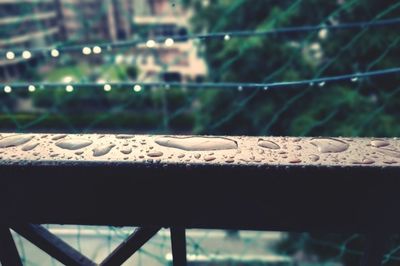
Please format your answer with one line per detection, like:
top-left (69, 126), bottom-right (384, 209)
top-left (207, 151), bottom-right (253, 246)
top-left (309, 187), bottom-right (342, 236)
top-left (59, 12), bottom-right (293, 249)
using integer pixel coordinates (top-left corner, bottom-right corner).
top-left (1, 17), bottom-right (400, 56)
top-left (2, 66), bottom-right (399, 93)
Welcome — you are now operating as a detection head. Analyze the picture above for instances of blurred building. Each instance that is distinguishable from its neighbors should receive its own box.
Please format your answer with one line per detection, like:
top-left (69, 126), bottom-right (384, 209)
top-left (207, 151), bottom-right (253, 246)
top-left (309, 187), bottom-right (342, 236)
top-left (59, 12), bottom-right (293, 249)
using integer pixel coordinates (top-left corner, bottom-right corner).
top-left (0, 0), bottom-right (62, 80)
top-left (0, 0), bottom-right (207, 83)
top-left (58, 0), bottom-right (133, 42)
top-left (132, 0), bottom-right (207, 83)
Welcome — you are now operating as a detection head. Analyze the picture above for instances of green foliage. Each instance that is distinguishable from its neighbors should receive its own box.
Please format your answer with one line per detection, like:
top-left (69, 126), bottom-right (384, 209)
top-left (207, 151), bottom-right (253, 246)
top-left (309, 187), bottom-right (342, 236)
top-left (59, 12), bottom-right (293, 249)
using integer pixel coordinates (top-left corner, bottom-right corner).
top-left (183, 0), bottom-right (400, 138)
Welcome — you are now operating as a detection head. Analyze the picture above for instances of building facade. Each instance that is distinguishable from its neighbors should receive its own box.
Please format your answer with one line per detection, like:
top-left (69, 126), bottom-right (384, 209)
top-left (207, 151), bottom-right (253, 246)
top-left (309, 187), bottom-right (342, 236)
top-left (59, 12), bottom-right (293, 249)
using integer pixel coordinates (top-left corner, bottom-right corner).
top-left (0, 0), bottom-right (62, 80)
top-left (0, 0), bottom-right (207, 83)
top-left (58, 0), bottom-right (133, 42)
top-left (132, 0), bottom-right (207, 83)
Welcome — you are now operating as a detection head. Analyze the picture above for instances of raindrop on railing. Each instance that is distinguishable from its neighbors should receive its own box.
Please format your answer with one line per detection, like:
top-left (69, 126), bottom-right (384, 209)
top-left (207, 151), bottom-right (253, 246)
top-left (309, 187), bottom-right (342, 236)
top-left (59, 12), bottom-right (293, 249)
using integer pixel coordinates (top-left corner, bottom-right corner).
top-left (55, 138), bottom-right (93, 150)
top-left (52, 135), bottom-right (67, 141)
top-left (370, 139), bottom-right (390, 148)
top-left (147, 151), bottom-right (163, 157)
top-left (309, 154), bottom-right (320, 162)
top-left (93, 144), bottom-right (115, 157)
top-left (120, 147), bottom-right (132, 155)
top-left (258, 139), bottom-right (280, 150)
top-left (204, 155), bottom-right (216, 162)
top-left (155, 136), bottom-right (238, 151)
top-left (0, 135), bottom-right (34, 148)
top-left (373, 147), bottom-right (400, 158)
top-left (21, 143), bottom-right (39, 151)
top-left (310, 138), bottom-right (349, 153)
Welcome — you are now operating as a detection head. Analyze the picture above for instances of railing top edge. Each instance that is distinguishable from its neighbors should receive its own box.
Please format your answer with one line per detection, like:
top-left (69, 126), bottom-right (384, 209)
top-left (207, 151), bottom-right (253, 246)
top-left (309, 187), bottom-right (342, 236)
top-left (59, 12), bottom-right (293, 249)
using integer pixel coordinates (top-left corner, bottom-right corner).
top-left (0, 133), bottom-right (399, 168)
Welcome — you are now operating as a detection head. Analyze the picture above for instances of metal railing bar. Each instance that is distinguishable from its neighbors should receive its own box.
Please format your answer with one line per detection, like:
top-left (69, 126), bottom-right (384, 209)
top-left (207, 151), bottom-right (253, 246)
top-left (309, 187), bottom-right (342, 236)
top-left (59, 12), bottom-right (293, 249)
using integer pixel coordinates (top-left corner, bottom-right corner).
top-left (1, 134), bottom-right (400, 232)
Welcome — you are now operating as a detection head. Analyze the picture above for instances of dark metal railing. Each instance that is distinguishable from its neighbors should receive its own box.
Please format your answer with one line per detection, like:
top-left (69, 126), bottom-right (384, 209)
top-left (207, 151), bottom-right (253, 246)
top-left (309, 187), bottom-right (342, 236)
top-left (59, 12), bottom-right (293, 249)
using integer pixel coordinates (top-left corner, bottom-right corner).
top-left (0, 133), bottom-right (399, 265)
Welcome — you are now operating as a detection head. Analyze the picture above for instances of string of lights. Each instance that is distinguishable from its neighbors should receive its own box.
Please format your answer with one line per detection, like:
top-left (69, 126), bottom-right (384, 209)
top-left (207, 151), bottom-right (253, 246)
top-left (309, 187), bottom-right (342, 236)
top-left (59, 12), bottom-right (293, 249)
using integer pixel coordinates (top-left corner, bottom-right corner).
top-left (1, 17), bottom-right (400, 59)
top-left (2, 66), bottom-right (399, 93)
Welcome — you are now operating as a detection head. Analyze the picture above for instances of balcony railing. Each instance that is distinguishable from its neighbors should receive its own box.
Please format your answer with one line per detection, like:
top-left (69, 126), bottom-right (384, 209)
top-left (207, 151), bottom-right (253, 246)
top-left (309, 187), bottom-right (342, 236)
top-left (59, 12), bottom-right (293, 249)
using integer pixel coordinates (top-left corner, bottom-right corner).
top-left (0, 133), bottom-right (399, 265)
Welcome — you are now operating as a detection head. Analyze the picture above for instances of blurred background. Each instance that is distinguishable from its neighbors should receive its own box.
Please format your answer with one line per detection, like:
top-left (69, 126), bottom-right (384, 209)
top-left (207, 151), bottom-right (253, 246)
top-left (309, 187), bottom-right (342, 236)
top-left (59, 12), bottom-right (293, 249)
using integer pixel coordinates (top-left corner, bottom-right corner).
top-left (1, 0), bottom-right (400, 265)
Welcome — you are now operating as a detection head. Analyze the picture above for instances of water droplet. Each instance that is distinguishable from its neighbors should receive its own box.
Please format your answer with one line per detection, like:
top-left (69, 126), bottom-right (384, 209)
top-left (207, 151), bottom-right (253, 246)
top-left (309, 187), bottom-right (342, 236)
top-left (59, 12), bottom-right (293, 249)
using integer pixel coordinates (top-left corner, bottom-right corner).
top-left (373, 147), bottom-right (400, 158)
top-left (0, 135), bottom-right (34, 148)
top-left (93, 46), bottom-right (102, 54)
top-left (194, 153), bottom-right (201, 159)
top-left (6, 51), bottom-right (15, 60)
top-left (370, 140), bottom-right (390, 148)
top-left (116, 135), bottom-right (134, 139)
top-left (22, 50), bottom-right (31, 59)
top-left (204, 155), bottom-right (216, 162)
top-left (258, 139), bottom-right (280, 150)
top-left (103, 84), bottom-right (112, 92)
top-left (75, 151), bottom-right (84, 155)
top-left (21, 143), bottom-right (39, 151)
top-left (155, 136), bottom-right (237, 151)
top-left (93, 144), bottom-right (115, 157)
top-left (28, 85), bottom-right (36, 92)
top-left (165, 38), bottom-right (174, 46)
top-left (309, 154), bottom-right (320, 162)
top-left (51, 134), bottom-right (67, 141)
top-left (362, 158), bottom-right (375, 164)
top-left (310, 138), bottom-right (349, 153)
top-left (289, 158), bottom-right (302, 164)
top-left (120, 147), bottom-right (132, 155)
top-left (56, 138), bottom-right (93, 150)
top-left (66, 85), bottom-right (74, 92)
top-left (147, 151), bottom-right (163, 157)
top-left (50, 49), bottom-right (59, 57)
top-left (146, 39), bottom-right (156, 48)
top-left (82, 47), bottom-right (91, 55)
top-left (177, 153), bottom-right (185, 158)
top-left (225, 159), bottom-right (234, 163)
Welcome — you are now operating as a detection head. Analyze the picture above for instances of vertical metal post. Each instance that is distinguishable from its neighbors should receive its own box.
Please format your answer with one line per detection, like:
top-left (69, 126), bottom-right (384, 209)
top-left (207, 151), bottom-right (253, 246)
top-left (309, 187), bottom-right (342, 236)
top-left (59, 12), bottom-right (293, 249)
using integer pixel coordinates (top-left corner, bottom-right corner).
top-left (360, 233), bottom-right (389, 266)
top-left (0, 226), bottom-right (22, 266)
top-left (170, 228), bottom-right (187, 266)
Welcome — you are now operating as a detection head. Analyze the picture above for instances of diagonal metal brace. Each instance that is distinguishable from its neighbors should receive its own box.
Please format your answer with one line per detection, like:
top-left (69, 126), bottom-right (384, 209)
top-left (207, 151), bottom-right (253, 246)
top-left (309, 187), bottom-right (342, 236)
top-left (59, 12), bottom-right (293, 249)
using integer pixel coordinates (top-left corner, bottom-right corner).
top-left (100, 227), bottom-right (160, 266)
top-left (0, 226), bottom-right (22, 266)
top-left (11, 224), bottom-right (95, 266)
